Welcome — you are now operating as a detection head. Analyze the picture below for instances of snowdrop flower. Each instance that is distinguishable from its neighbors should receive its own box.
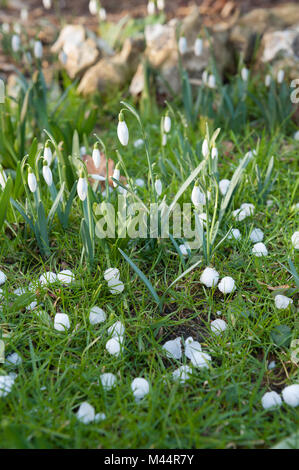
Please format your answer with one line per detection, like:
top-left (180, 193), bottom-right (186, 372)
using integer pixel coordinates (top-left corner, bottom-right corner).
top-left (11, 34), bottom-right (21, 52)
top-left (104, 267), bottom-right (120, 282)
top-left (43, 0), bottom-right (52, 9)
top-left (2, 23), bottom-right (10, 33)
top-left (208, 74), bottom-right (216, 89)
top-left (57, 269), bottom-right (75, 284)
top-left (178, 36), bottom-right (187, 55)
top-left (100, 373), bottom-right (116, 390)
top-left (6, 352), bottom-right (22, 366)
top-left (157, 0), bottom-right (165, 10)
top-left (28, 169), bottom-right (37, 193)
top-left (135, 178), bottom-right (145, 187)
top-left (112, 165), bottom-right (120, 188)
top-left (54, 313), bottom-right (70, 331)
top-left (179, 244), bottom-right (189, 257)
top-left (250, 228), bottom-right (264, 243)
top-left (172, 365), bottom-right (193, 384)
top-left (131, 378), bottom-right (150, 401)
top-left (99, 7), bottom-right (107, 20)
top-left (39, 271), bottom-right (57, 285)
top-left (89, 0), bottom-right (98, 15)
top-left (228, 228), bottom-right (241, 240)
top-left (33, 40), bottom-right (43, 59)
top-left (211, 319), bottom-right (227, 336)
top-left (200, 267), bottom-right (219, 288)
top-left (265, 74), bottom-right (271, 87)
top-left (42, 162), bottom-right (53, 187)
top-left (261, 391), bottom-right (282, 409)
top-left (0, 289), bottom-right (3, 300)
top-left (191, 182), bottom-right (205, 207)
top-left (162, 133), bottom-right (167, 146)
top-left (0, 270), bottom-right (7, 286)
top-left (202, 70), bottom-right (208, 85)
top-left (147, 0), bottom-right (156, 15)
top-left (117, 112), bottom-right (129, 146)
top-left (277, 69), bottom-right (284, 84)
top-left (163, 115), bottom-right (171, 133)
top-left (291, 231), bottom-right (299, 249)
top-left (76, 402), bottom-right (95, 424)
top-left (202, 138), bottom-right (209, 158)
top-left (134, 139), bottom-right (144, 148)
top-left (89, 306), bottom-right (106, 325)
top-left (219, 179), bottom-right (230, 196)
top-left (245, 149), bottom-right (257, 161)
top-left (162, 337), bottom-right (182, 359)
top-left (211, 145), bottom-right (218, 160)
top-left (92, 143), bottom-right (101, 169)
top-left (77, 174), bottom-right (88, 201)
top-left (0, 167), bottom-right (7, 189)
top-left (155, 178), bottom-right (162, 196)
top-left (241, 67), bottom-right (249, 81)
top-left (282, 384), bottom-right (299, 407)
top-left (194, 37), bottom-right (203, 56)
top-left (294, 131), bottom-right (299, 141)
top-left (0, 375), bottom-right (15, 397)
top-left (252, 242), bottom-right (268, 257)
top-left (106, 337), bottom-right (122, 356)
top-left (274, 295), bottom-right (293, 309)
top-left (218, 276), bottom-right (236, 294)
top-left (44, 141), bottom-right (53, 165)
top-left (108, 277), bottom-right (124, 294)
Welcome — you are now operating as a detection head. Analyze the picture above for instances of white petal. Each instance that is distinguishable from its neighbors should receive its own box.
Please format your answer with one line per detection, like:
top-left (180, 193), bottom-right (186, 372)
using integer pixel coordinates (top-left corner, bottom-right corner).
top-left (0, 270), bottom-right (7, 286)
top-left (106, 337), bottom-right (122, 356)
top-left (219, 179), bottom-right (230, 196)
top-left (117, 120), bottom-right (129, 146)
top-left (190, 351), bottom-right (211, 368)
top-left (250, 228), bottom-right (264, 243)
top-left (228, 228), bottom-right (241, 240)
top-left (6, 352), bottom-right (22, 366)
top-left (39, 271), bottom-right (57, 285)
top-left (172, 365), bottom-right (193, 384)
top-left (92, 148), bottom-right (101, 169)
top-left (291, 231), bottom-right (299, 249)
top-left (77, 177), bottom-right (88, 201)
top-left (108, 321), bottom-right (125, 338)
top-left (108, 278), bottom-right (124, 294)
top-left (0, 375), bottom-right (15, 397)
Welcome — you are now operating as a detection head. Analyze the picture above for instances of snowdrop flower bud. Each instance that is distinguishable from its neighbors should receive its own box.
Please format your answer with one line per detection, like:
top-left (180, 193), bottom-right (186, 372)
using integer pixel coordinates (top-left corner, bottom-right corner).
top-left (293, 131), bottom-right (299, 141)
top-left (163, 115), bottom-right (171, 133)
top-left (274, 295), bottom-right (293, 309)
top-left (0, 167), bottom-right (8, 189)
top-left (250, 228), bottom-right (264, 243)
top-left (12, 34), bottom-right (21, 52)
top-left (76, 402), bottom-right (95, 424)
top-left (200, 267), bottom-right (219, 288)
top-left (117, 112), bottom-right (129, 146)
top-left (211, 145), bottom-right (218, 159)
top-left (89, 0), bottom-right (98, 15)
top-left (191, 182), bottom-right (205, 207)
top-left (131, 378), bottom-right (150, 401)
top-left (155, 178), bottom-right (162, 196)
top-left (282, 384), bottom-right (299, 407)
top-left (104, 267), bottom-right (120, 281)
top-left (277, 69), bottom-right (284, 83)
top-left (147, 1), bottom-right (156, 15)
top-left (157, 0), bottom-right (165, 10)
top-left (0, 270), bottom-right (7, 285)
top-left (178, 36), bottom-right (187, 55)
top-left (34, 40), bottom-right (43, 59)
top-left (291, 231), bottom-right (299, 249)
top-left (20, 8), bottom-right (28, 21)
top-left (2, 23), bottom-right (10, 33)
top-left (106, 337), bottom-right (121, 356)
top-left (261, 391), bottom-right (282, 409)
top-left (100, 373), bottom-right (116, 391)
top-left (208, 74), bottom-right (216, 89)
top-left (99, 8), bottom-right (107, 21)
top-left (162, 133), bottom-right (167, 146)
top-left (202, 138), bottom-right (209, 157)
top-left (252, 242), bottom-right (268, 257)
top-left (172, 365), bottom-right (192, 384)
top-left (219, 179), bottom-right (230, 196)
top-left (202, 70), bottom-right (208, 85)
top-left (44, 141), bottom-right (53, 165)
top-left (228, 228), bottom-right (241, 240)
top-left (89, 306), bottom-right (106, 325)
top-left (43, 0), bottom-right (52, 9)
top-left (42, 162), bottom-right (53, 187)
top-left (241, 67), bottom-right (249, 81)
top-left (162, 337), bottom-right (182, 359)
top-left (179, 244), bottom-right (189, 257)
top-left (265, 74), bottom-right (271, 87)
top-left (218, 276), bottom-right (236, 294)
top-left (54, 313), bottom-right (70, 331)
top-left (28, 168), bottom-right (37, 193)
top-left (92, 142), bottom-right (101, 169)
top-left (194, 37), bottom-right (203, 56)
top-left (77, 173), bottom-right (88, 201)
top-left (112, 164), bottom-right (120, 188)
top-left (211, 319), bottom-right (227, 336)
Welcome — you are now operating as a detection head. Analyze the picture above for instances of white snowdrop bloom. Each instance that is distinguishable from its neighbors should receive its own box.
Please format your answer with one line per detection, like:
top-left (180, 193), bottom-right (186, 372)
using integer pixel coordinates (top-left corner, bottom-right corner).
top-left (208, 74), bottom-right (216, 89)
top-left (89, 0), bottom-right (98, 15)
top-left (202, 70), bottom-right (208, 85)
top-left (133, 139), bottom-right (144, 148)
top-left (294, 131), bottom-right (299, 141)
top-left (33, 40), bottom-right (43, 59)
top-left (26, 301), bottom-right (37, 311)
top-left (162, 133), bottom-right (167, 146)
top-left (43, 0), bottom-right (52, 8)
top-left (163, 115), bottom-right (171, 133)
top-left (172, 365), bottom-right (193, 384)
top-left (218, 276), bottom-right (236, 294)
top-left (57, 269), bottom-right (75, 284)
top-left (252, 242), bottom-right (268, 257)
top-left (219, 179), bottom-right (230, 196)
top-left (39, 271), bottom-right (57, 285)
top-left (2, 23), bottom-right (10, 33)
top-left (95, 412), bottom-right (106, 422)
top-left (190, 351), bottom-right (211, 368)
top-left (228, 228), bottom-right (241, 240)
top-left (76, 401), bottom-right (95, 424)
top-left (131, 378), bottom-right (150, 401)
top-left (261, 391), bottom-right (282, 410)
top-left (44, 144), bottom-right (53, 165)
top-left (100, 373), bottom-right (116, 391)
top-left (291, 231), bottom-right (299, 249)
top-left (211, 319), bottom-right (227, 335)
top-left (99, 7), bottom-right (107, 20)
top-left (282, 384), bottom-right (299, 407)
top-left (178, 36), bottom-right (187, 55)
top-left (117, 113), bottom-right (129, 146)
top-left (54, 313), bottom-right (70, 331)
top-left (28, 170), bottom-right (37, 193)
top-left (147, 0), bottom-right (156, 15)
top-left (265, 74), bottom-right (271, 87)
top-left (104, 267), bottom-right (120, 282)
top-left (191, 183), bottom-right (205, 207)
top-left (112, 167), bottom-right (120, 188)
top-left (245, 150), bottom-right (257, 161)
top-left (211, 146), bottom-right (218, 160)
top-left (108, 320), bottom-right (125, 338)
top-left (194, 37), bottom-right (203, 56)
top-left (135, 178), bottom-right (145, 187)
top-left (155, 178), bottom-right (162, 196)
top-left (202, 138), bottom-right (209, 158)
top-left (274, 294), bottom-right (293, 309)
top-left (157, 0), bottom-right (165, 10)
top-left (6, 352), bottom-right (22, 366)
top-left (11, 34), bottom-right (21, 52)
top-left (89, 306), bottom-right (106, 325)
top-left (77, 176), bottom-right (88, 201)
top-left (92, 145), bottom-right (101, 169)
top-left (14, 23), bottom-right (21, 34)
top-left (42, 164), bottom-right (53, 187)
top-left (106, 337), bottom-right (122, 356)
top-left (108, 277), bottom-right (124, 294)
top-left (0, 270), bottom-right (7, 286)
top-left (268, 361), bottom-right (276, 370)
top-left (179, 243), bottom-right (190, 257)
top-left (162, 337), bottom-right (182, 360)
top-left (0, 168), bottom-right (8, 189)
top-left (200, 267), bottom-right (219, 288)
top-left (241, 67), bottom-right (249, 81)
top-left (250, 228), bottom-right (264, 243)
top-left (277, 69), bottom-right (285, 84)
top-left (0, 375), bottom-right (15, 397)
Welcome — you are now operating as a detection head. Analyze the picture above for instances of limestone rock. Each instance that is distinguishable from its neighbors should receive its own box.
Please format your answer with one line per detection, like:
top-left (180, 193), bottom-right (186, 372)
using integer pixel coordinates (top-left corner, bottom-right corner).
top-left (260, 27), bottom-right (299, 79)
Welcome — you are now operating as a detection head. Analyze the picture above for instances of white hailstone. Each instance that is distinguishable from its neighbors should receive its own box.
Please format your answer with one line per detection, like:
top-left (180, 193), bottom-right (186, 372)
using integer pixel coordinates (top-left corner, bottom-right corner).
top-left (250, 228), bottom-right (264, 243)
top-left (44, 144), bottom-right (53, 165)
top-left (108, 277), bottom-right (124, 294)
top-left (241, 67), bottom-right (249, 81)
top-left (155, 179), bottom-right (162, 196)
top-left (277, 69), bottom-right (285, 84)
top-left (208, 74), bottom-right (216, 89)
top-left (185, 337), bottom-right (202, 359)
top-left (6, 352), bottom-right (22, 366)
top-left (202, 138), bottom-right (209, 157)
top-left (147, 0), bottom-right (156, 15)
top-left (89, 0), bottom-right (98, 15)
top-left (157, 0), bottom-right (165, 10)
top-left (77, 176), bottom-right (88, 201)
top-left (282, 384), bottom-right (299, 407)
top-left (92, 145), bottom-right (101, 169)
top-left (112, 167), bottom-right (120, 188)
top-left (135, 178), bottom-right (145, 187)
top-left (162, 337), bottom-right (182, 359)
top-left (191, 183), bottom-right (205, 207)
top-left (42, 164), bottom-right (53, 187)
top-left (57, 269), bottom-right (75, 284)
top-left (100, 373), bottom-right (116, 391)
top-left (43, 0), bottom-right (52, 9)
top-left (252, 242), bottom-right (268, 257)
top-left (291, 231), bottom-right (299, 249)
top-left (218, 276), bottom-right (236, 294)
top-left (0, 375), bottom-right (15, 397)
top-left (211, 146), bottom-right (218, 160)
top-left (89, 306), bottom-right (106, 325)
top-left (28, 170), bottom-right (37, 193)
top-left (265, 74), bottom-right (271, 87)
top-left (200, 267), bottom-right (219, 288)
top-left (26, 301), bottom-right (37, 311)
top-left (11, 34), bottom-right (21, 52)
top-left (233, 203), bottom-right (255, 221)
top-left (133, 139), bottom-right (144, 148)
top-left (104, 267), bottom-right (120, 282)
top-left (33, 40), bottom-right (43, 59)
top-left (219, 179), bottom-right (230, 196)
top-left (39, 271), bottom-right (57, 285)
top-left (76, 402), bottom-right (95, 424)
top-left (194, 37), bottom-right (203, 56)
top-left (202, 70), bottom-right (208, 85)
top-left (178, 36), bottom-right (187, 55)
top-left (179, 244), bottom-right (189, 257)
top-left (131, 378), bottom-right (150, 401)
top-left (163, 115), bottom-right (171, 134)
top-left (54, 313), bottom-right (70, 331)
top-left (211, 319), bottom-right (227, 336)
top-left (268, 361), bottom-right (276, 370)
top-left (228, 228), bottom-right (241, 240)
top-left (117, 113), bottom-right (129, 146)
top-left (94, 412), bottom-right (106, 422)
top-left (99, 8), bottom-right (107, 20)
top-left (294, 131), bottom-right (299, 141)
top-left (0, 270), bottom-right (7, 286)
top-left (172, 365), bottom-right (193, 384)
top-left (190, 351), bottom-right (211, 368)
top-left (14, 287), bottom-right (26, 296)
top-left (0, 168), bottom-right (7, 189)
top-left (108, 320), bottom-right (125, 338)
top-left (274, 295), bottom-right (293, 309)
top-left (106, 337), bottom-right (121, 356)
top-left (261, 391), bottom-right (282, 410)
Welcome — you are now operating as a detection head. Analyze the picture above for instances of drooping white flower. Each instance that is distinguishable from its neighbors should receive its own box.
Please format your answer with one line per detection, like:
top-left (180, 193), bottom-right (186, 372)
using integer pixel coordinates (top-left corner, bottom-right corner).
top-left (92, 143), bottom-right (101, 169)
top-left (147, 0), bottom-right (156, 15)
top-left (219, 179), bottom-right (230, 196)
top-left (192, 182), bottom-right (205, 207)
top-left (76, 401), bottom-right (95, 424)
top-left (202, 138), bottom-right (209, 157)
top-left (77, 175), bottom-right (88, 201)
top-left (0, 270), bottom-right (7, 286)
top-left (33, 40), bottom-right (43, 59)
top-left (178, 36), bottom-right (187, 55)
top-left (43, 0), bottom-right (52, 9)
top-left (208, 74), bottom-right (216, 89)
top-left (172, 365), bottom-right (193, 384)
top-left (277, 69), bottom-right (285, 84)
top-left (162, 337), bottom-right (182, 359)
top-left (57, 269), bottom-right (75, 284)
top-left (100, 373), bottom-right (116, 391)
top-left (218, 276), bottom-right (236, 294)
top-left (163, 115), bottom-right (171, 133)
top-left (200, 267), bottom-right (219, 288)
top-left (106, 337), bottom-right (122, 356)
top-left (162, 133), bottom-right (167, 146)
top-left (228, 228), bottom-right (241, 240)
top-left (44, 142), bottom-right (53, 165)
top-left (179, 244), bottom-right (189, 257)
top-left (211, 145), bottom-right (218, 160)
top-left (252, 242), bottom-right (268, 257)
top-left (104, 267), bottom-right (120, 282)
top-left (241, 67), bottom-right (249, 81)
top-left (294, 131), bottom-right (299, 141)
top-left (117, 112), bottom-right (129, 146)
top-left (108, 277), bottom-right (124, 294)
top-left (89, 306), bottom-right (106, 325)
top-left (157, 0), bottom-right (165, 10)
top-left (0, 375), bottom-right (15, 397)
top-left (42, 163), bottom-right (53, 187)
top-left (89, 0), bottom-right (98, 15)
top-left (265, 74), bottom-right (271, 87)
top-left (155, 178), bottom-right (162, 196)
top-left (282, 384), bottom-right (299, 407)
top-left (112, 165), bottom-right (120, 188)
top-left (274, 295), bottom-right (293, 310)
top-left (291, 231), bottom-right (299, 249)
top-left (202, 70), bottom-right (208, 85)
top-left (39, 271), bottom-right (57, 285)
top-left (194, 37), bottom-right (203, 56)
top-left (11, 34), bottom-right (21, 52)
top-left (54, 313), bottom-right (70, 331)
top-left (99, 7), bottom-right (107, 20)
top-left (28, 169), bottom-right (37, 193)
top-left (261, 391), bottom-right (282, 410)
top-left (6, 352), bottom-right (22, 366)
top-left (250, 228), bottom-right (264, 243)
top-left (131, 378), bottom-right (150, 401)
top-left (211, 319), bottom-right (227, 336)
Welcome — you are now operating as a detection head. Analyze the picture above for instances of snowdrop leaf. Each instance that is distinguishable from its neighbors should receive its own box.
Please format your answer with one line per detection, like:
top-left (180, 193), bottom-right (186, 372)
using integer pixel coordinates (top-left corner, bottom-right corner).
top-left (0, 176), bottom-right (12, 231)
top-left (270, 325), bottom-right (292, 348)
top-left (37, 201), bottom-right (50, 256)
top-left (72, 130), bottom-right (80, 160)
top-left (10, 198), bottom-right (34, 231)
top-left (47, 182), bottom-right (65, 227)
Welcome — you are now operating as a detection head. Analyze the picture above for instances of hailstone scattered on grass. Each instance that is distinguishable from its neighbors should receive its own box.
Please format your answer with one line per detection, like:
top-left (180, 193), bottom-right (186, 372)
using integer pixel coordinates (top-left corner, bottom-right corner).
top-left (218, 277), bottom-right (236, 294)
top-left (89, 306), bottom-right (106, 325)
top-left (261, 391), bottom-right (282, 409)
top-left (282, 384), bottom-right (299, 407)
top-left (131, 378), bottom-right (150, 401)
top-left (54, 313), bottom-right (70, 331)
top-left (274, 295), bottom-right (293, 309)
top-left (252, 242), bottom-right (268, 257)
top-left (162, 337), bottom-right (182, 360)
top-left (200, 267), bottom-right (219, 288)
